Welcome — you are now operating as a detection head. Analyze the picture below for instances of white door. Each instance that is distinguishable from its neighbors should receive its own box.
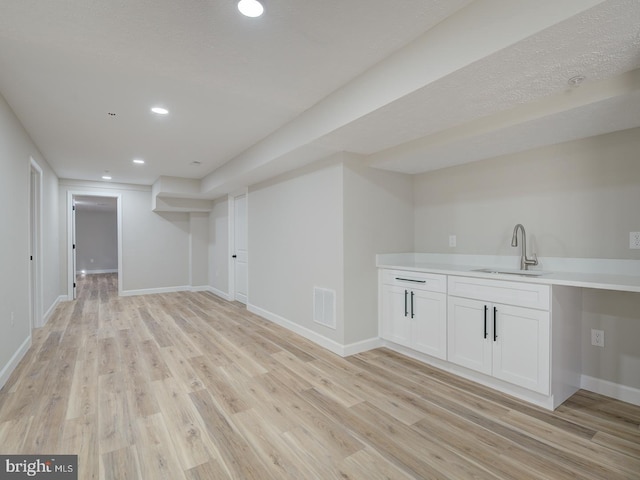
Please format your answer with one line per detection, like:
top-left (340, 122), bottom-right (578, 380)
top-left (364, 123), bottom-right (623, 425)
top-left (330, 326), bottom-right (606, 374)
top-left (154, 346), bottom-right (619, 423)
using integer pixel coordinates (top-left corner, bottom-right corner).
top-left (381, 285), bottom-right (412, 347)
top-left (492, 304), bottom-right (550, 394)
top-left (72, 198), bottom-right (77, 299)
top-left (233, 193), bottom-right (248, 304)
top-left (29, 167), bottom-right (39, 329)
top-left (447, 296), bottom-right (492, 375)
top-left (412, 290), bottom-right (447, 360)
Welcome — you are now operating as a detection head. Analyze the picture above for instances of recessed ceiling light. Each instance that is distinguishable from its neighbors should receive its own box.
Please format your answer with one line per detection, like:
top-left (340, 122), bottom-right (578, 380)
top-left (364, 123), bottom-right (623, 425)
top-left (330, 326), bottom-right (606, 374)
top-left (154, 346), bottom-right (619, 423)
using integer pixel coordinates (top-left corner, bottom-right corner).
top-left (101, 175), bottom-right (112, 180)
top-left (151, 107), bottom-right (169, 115)
top-left (133, 159), bottom-right (145, 164)
top-left (238, 0), bottom-right (264, 17)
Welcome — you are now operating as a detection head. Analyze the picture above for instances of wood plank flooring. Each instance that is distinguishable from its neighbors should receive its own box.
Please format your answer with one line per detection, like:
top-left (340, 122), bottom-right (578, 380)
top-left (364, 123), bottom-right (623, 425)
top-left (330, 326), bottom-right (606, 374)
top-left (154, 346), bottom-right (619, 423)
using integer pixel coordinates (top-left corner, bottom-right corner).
top-left (1, 273), bottom-right (639, 479)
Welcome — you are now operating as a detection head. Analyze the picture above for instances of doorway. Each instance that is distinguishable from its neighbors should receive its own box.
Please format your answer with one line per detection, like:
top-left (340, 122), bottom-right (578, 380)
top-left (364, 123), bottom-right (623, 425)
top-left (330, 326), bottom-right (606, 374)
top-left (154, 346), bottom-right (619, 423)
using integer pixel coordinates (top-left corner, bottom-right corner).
top-left (230, 191), bottom-right (248, 304)
top-left (29, 158), bottom-right (43, 329)
top-left (67, 192), bottom-right (122, 299)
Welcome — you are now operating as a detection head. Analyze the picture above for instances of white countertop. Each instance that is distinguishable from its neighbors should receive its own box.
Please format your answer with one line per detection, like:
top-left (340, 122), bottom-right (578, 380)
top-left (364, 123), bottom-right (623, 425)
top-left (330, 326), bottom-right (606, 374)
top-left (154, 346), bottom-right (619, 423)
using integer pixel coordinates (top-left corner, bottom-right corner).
top-left (377, 254), bottom-right (640, 293)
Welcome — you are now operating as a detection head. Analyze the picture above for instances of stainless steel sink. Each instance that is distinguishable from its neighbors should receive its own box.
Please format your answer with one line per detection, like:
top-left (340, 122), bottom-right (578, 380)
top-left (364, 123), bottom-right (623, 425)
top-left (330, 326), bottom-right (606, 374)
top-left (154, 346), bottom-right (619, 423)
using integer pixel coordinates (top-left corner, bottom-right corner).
top-left (471, 268), bottom-right (549, 277)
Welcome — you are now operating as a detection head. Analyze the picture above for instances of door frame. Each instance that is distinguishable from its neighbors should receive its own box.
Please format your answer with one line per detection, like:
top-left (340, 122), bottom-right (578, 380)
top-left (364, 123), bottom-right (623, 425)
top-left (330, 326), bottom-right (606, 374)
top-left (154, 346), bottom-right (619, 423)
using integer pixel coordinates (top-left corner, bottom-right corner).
top-left (29, 157), bottom-right (43, 329)
top-left (67, 190), bottom-right (123, 298)
top-left (228, 188), bottom-right (248, 303)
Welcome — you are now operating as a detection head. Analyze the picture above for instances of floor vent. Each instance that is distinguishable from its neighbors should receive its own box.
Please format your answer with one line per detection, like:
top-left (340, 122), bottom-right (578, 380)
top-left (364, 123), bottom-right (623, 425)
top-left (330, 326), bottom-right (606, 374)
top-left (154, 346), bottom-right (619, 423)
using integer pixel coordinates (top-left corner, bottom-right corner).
top-left (313, 287), bottom-right (336, 329)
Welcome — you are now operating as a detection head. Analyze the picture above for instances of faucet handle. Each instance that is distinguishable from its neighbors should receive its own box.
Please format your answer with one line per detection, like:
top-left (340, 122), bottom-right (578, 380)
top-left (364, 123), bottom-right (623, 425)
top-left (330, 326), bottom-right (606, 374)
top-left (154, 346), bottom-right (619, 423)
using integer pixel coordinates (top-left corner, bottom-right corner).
top-left (525, 252), bottom-right (538, 266)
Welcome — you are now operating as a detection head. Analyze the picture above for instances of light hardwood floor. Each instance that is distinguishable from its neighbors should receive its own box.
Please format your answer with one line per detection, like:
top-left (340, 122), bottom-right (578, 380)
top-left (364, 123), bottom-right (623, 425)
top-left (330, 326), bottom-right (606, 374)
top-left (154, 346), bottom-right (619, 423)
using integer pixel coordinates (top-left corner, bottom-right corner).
top-left (1, 273), bottom-right (639, 479)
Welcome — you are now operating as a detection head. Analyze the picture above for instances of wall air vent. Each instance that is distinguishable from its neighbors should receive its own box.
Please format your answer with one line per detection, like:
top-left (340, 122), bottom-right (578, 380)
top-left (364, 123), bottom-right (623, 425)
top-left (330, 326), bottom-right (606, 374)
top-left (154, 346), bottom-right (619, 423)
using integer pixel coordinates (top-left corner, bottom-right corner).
top-left (313, 287), bottom-right (336, 329)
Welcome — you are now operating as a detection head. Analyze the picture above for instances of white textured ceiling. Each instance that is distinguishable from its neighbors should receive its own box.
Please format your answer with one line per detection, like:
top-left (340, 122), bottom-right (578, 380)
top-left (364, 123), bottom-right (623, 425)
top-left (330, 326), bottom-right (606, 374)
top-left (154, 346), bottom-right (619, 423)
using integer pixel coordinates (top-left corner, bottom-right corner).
top-left (1, 0), bottom-right (639, 198)
top-left (0, 0), bottom-right (469, 184)
top-left (320, 0), bottom-right (640, 156)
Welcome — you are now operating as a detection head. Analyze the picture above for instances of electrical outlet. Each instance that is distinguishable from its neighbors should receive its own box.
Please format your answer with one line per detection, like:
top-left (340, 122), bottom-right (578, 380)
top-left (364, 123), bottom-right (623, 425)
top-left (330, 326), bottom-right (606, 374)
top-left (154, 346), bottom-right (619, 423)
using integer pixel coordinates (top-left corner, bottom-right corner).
top-left (449, 235), bottom-right (457, 247)
top-left (591, 329), bottom-right (604, 347)
top-left (630, 232), bottom-right (640, 249)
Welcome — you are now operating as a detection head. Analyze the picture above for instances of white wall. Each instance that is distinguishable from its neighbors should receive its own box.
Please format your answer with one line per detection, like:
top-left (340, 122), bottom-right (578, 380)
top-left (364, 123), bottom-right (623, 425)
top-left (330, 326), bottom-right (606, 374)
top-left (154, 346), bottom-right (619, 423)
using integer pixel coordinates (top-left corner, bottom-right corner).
top-left (0, 95), bottom-right (30, 383)
top-left (413, 128), bottom-right (640, 393)
top-left (245, 154), bottom-right (414, 351)
top-left (209, 196), bottom-right (229, 296)
top-left (59, 181), bottom-right (194, 294)
top-left (0, 92), bottom-right (60, 388)
top-left (414, 128), bottom-right (640, 259)
top-left (343, 158), bottom-right (414, 345)
top-left (76, 208), bottom-right (118, 273)
top-left (189, 212), bottom-right (209, 287)
top-left (248, 158), bottom-right (345, 344)
top-left (581, 289), bottom-right (640, 390)
top-left (40, 159), bottom-right (61, 314)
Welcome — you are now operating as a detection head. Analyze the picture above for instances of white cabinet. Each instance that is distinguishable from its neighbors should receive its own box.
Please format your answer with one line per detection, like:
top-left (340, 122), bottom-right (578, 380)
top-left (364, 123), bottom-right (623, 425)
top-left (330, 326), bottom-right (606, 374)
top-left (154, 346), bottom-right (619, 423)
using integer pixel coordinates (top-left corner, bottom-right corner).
top-left (378, 264), bottom-right (583, 410)
top-left (447, 296), bottom-right (492, 375)
top-left (380, 270), bottom-right (447, 360)
top-left (381, 285), bottom-right (412, 346)
top-left (412, 289), bottom-right (448, 358)
top-left (492, 303), bottom-right (549, 393)
top-left (447, 276), bottom-right (550, 395)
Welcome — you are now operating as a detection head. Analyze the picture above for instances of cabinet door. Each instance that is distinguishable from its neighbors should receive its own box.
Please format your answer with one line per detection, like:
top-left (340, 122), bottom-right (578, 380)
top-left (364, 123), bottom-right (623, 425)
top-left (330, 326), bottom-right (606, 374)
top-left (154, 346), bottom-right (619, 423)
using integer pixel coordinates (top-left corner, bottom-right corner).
top-left (447, 296), bottom-right (492, 375)
top-left (412, 290), bottom-right (447, 360)
top-left (492, 304), bottom-right (550, 395)
top-left (381, 285), bottom-right (412, 347)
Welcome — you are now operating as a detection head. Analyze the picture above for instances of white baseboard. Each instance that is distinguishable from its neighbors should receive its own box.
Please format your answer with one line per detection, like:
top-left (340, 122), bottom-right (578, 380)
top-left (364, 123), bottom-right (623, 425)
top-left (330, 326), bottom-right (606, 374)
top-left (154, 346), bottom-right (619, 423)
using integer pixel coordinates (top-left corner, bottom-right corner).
top-left (247, 304), bottom-right (379, 358)
top-left (191, 285), bottom-right (212, 293)
top-left (204, 286), bottom-right (232, 301)
top-left (343, 337), bottom-right (383, 356)
top-left (248, 304), bottom-right (345, 356)
top-left (120, 285), bottom-right (191, 296)
top-left (41, 295), bottom-right (68, 327)
top-left (0, 335), bottom-right (31, 391)
top-left (76, 269), bottom-right (118, 275)
top-left (580, 374), bottom-right (640, 407)
top-left (120, 285), bottom-right (235, 298)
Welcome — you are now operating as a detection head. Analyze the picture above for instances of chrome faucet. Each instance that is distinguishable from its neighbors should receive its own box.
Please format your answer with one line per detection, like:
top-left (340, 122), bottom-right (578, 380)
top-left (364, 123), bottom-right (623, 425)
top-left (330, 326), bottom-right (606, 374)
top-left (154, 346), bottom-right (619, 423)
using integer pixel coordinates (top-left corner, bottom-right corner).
top-left (511, 224), bottom-right (538, 270)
